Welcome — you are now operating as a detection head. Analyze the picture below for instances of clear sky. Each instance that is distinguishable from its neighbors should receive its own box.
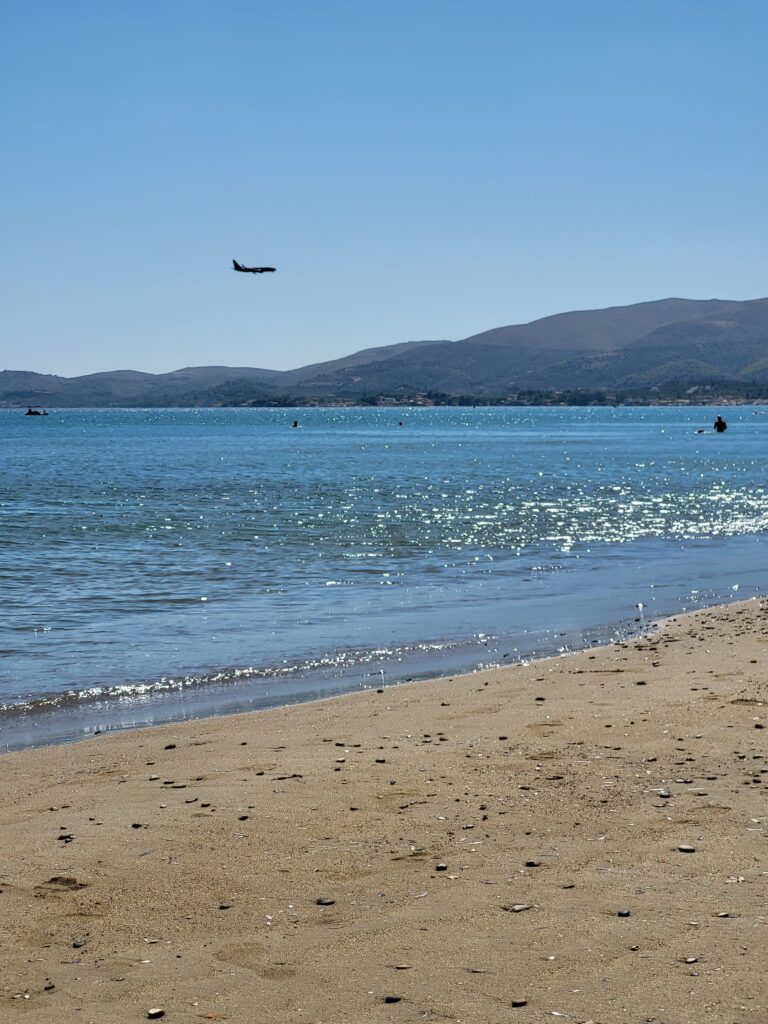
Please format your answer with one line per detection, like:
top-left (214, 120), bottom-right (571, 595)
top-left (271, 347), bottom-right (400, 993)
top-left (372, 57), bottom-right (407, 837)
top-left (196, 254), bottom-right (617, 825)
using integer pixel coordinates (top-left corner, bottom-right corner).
top-left (2, 1), bottom-right (767, 376)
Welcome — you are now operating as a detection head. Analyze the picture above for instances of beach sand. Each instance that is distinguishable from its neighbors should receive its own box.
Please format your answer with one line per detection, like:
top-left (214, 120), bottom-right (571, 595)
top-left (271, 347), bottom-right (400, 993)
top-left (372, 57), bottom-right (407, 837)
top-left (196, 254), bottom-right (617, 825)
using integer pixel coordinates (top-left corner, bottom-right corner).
top-left (1, 600), bottom-right (766, 1023)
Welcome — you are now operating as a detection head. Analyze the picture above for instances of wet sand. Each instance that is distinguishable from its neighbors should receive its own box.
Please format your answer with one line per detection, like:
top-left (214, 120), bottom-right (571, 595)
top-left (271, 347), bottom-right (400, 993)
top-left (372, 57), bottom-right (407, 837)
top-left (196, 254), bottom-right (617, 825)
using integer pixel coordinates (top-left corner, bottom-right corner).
top-left (1, 599), bottom-right (766, 1023)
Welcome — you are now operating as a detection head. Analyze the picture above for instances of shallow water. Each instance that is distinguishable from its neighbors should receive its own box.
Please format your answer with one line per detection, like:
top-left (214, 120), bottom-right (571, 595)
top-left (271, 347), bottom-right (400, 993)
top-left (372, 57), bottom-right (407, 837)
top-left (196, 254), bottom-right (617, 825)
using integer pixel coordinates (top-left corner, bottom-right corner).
top-left (2, 405), bottom-right (766, 750)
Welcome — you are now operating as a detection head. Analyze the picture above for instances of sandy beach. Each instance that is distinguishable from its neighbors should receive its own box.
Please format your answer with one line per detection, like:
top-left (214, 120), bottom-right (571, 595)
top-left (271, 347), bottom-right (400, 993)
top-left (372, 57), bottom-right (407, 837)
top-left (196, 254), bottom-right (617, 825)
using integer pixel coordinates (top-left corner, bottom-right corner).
top-left (1, 599), bottom-right (766, 1023)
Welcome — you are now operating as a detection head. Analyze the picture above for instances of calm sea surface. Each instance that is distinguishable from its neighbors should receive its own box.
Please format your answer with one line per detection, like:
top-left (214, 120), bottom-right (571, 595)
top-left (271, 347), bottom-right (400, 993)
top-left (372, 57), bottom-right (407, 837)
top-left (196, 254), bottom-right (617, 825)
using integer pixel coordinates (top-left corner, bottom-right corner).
top-left (2, 406), bottom-right (767, 750)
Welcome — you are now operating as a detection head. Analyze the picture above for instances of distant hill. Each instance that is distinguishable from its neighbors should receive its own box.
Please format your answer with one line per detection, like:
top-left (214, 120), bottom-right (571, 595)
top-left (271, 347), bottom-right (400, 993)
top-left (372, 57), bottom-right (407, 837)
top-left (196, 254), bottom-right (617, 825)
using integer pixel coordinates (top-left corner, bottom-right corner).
top-left (4, 297), bottom-right (768, 406)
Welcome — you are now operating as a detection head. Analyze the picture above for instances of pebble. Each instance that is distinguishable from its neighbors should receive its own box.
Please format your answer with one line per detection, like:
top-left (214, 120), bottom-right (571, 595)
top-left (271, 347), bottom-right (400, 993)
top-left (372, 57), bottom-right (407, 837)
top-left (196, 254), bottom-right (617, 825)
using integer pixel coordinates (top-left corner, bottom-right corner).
top-left (315, 897), bottom-right (335, 906)
top-left (147, 1011), bottom-right (165, 1020)
top-left (511, 998), bottom-right (528, 1007)
top-left (435, 863), bottom-right (448, 871)
top-left (678, 844), bottom-right (696, 853)
top-left (384, 996), bottom-right (402, 1003)
top-left (504, 903), bottom-right (532, 913)
top-left (617, 908), bottom-right (631, 917)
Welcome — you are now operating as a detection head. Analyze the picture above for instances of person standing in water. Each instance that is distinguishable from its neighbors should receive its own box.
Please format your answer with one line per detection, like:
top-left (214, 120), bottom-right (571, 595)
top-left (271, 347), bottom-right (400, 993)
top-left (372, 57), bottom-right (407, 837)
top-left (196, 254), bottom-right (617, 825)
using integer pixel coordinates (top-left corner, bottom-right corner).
top-left (713, 415), bottom-right (727, 432)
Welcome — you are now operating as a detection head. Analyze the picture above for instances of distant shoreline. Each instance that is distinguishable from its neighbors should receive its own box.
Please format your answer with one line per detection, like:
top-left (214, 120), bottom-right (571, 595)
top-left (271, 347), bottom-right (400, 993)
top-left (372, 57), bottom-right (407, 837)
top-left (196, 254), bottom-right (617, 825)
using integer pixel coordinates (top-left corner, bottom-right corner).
top-left (5, 395), bottom-right (768, 409)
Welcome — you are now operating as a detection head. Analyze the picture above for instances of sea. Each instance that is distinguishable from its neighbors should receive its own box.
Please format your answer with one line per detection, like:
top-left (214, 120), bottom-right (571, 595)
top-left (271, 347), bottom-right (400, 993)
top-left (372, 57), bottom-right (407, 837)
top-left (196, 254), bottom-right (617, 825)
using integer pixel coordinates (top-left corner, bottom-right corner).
top-left (2, 405), bottom-right (767, 752)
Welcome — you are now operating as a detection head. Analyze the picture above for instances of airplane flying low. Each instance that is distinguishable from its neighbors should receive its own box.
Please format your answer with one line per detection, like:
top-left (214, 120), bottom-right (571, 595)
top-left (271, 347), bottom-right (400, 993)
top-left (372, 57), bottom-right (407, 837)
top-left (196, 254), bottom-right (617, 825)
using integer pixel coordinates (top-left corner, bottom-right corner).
top-left (232, 259), bottom-right (276, 274)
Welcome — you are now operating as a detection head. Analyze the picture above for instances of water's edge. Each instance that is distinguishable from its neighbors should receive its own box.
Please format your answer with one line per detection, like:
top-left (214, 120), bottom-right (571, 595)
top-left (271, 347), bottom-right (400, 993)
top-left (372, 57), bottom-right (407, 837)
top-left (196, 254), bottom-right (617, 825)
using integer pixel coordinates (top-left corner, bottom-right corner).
top-left (2, 578), bottom-right (761, 754)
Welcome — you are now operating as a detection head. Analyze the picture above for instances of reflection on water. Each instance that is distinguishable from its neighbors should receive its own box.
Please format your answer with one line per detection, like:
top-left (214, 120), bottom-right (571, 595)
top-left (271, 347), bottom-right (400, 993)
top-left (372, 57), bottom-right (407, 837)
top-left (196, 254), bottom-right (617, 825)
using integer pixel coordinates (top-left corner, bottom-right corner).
top-left (2, 406), bottom-right (767, 749)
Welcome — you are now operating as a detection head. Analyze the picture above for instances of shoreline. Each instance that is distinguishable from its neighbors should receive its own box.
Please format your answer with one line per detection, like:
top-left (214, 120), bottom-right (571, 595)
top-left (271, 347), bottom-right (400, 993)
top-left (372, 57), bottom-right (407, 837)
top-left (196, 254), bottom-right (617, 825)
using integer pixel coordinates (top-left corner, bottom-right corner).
top-left (0, 609), bottom-right (645, 755)
top-left (8, 527), bottom-right (768, 754)
top-left (1, 597), bottom-right (766, 1022)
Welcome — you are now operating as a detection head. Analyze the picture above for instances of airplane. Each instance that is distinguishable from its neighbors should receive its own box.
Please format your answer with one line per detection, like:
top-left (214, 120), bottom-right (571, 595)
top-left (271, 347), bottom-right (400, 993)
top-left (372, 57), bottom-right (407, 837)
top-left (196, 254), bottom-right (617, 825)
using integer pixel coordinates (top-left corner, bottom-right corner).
top-left (232, 259), bottom-right (276, 274)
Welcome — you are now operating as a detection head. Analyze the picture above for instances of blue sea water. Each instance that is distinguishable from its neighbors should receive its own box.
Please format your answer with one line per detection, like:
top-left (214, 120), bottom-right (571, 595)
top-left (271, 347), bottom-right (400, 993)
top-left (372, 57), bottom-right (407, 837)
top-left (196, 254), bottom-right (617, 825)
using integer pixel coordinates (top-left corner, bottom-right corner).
top-left (2, 405), bottom-right (767, 750)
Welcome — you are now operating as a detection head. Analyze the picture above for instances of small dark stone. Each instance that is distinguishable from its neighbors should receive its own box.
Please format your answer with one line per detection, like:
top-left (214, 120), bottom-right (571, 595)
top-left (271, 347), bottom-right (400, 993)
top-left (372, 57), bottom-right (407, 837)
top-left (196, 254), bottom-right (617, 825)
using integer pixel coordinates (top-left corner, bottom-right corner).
top-left (164, 744), bottom-right (176, 750)
top-left (617, 908), bottom-right (631, 917)
top-left (511, 998), bottom-right (528, 1007)
top-left (147, 1011), bottom-right (165, 1021)
top-left (384, 996), bottom-right (401, 1004)
top-left (219, 902), bottom-right (232, 910)
top-left (315, 897), bottom-right (335, 906)
top-left (435, 863), bottom-right (448, 871)
top-left (72, 939), bottom-right (86, 948)
top-left (238, 815), bottom-right (249, 821)
top-left (525, 860), bottom-right (541, 868)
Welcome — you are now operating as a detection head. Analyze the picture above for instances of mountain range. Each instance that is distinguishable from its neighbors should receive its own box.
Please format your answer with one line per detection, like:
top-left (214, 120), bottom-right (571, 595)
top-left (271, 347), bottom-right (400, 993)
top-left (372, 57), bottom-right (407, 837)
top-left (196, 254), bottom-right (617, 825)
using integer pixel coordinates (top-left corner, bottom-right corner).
top-left (4, 296), bottom-right (768, 407)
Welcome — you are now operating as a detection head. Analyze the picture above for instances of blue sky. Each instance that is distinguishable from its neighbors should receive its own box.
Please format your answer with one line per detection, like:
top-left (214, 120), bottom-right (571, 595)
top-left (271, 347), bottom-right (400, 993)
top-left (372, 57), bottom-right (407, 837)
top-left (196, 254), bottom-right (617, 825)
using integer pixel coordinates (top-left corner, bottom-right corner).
top-left (2, 1), bottom-right (767, 376)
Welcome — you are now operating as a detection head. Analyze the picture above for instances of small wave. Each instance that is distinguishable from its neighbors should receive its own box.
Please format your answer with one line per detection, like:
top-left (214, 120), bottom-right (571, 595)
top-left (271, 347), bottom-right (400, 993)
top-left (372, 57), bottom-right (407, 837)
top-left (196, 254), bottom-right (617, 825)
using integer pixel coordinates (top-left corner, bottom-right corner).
top-left (0, 636), bottom-right (477, 721)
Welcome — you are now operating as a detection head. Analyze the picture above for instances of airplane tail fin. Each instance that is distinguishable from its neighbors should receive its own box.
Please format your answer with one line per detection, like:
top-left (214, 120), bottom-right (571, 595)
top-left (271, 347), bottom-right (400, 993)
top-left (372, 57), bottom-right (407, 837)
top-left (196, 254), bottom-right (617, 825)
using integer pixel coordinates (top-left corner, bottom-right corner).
top-left (233, 259), bottom-right (242, 270)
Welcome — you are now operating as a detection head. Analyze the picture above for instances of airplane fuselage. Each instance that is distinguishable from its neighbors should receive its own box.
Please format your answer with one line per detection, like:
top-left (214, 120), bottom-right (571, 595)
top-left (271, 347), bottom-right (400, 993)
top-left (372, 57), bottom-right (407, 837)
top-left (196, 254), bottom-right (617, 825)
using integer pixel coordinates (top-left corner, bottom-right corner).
top-left (233, 260), bottom-right (275, 274)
